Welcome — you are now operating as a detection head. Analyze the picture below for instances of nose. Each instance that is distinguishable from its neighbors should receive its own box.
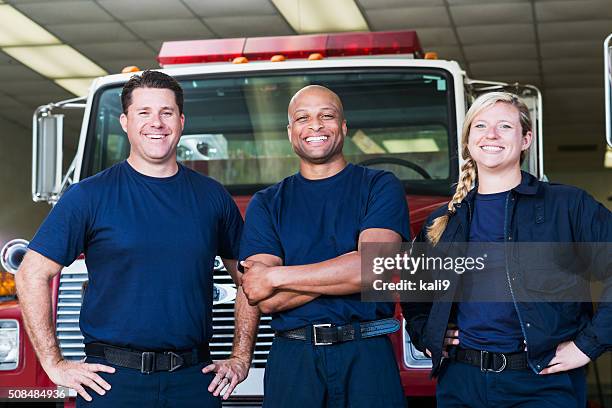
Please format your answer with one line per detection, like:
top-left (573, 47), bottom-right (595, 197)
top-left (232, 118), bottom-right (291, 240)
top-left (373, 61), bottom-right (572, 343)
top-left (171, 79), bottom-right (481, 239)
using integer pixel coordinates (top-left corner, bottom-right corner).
top-left (485, 127), bottom-right (501, 139)
top-left (149, 113), bottom-right (163, 128)
top-left (309, 118), bottom-right (323, 131)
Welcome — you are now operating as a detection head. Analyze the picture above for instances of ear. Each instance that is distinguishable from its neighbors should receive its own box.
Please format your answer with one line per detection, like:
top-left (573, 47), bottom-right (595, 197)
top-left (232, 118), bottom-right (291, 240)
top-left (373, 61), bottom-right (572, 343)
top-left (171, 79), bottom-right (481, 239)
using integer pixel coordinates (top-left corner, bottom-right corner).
top-left (521, 130), bottom-right (533, 151)
top-left (341, 119), bottom-right (347, 137)
top-left (119, 113), bottom-right (128, 133)
top-left (180, 113), bottom-right (185, 131)
top-left (287, 124), bottom-right (292, 142)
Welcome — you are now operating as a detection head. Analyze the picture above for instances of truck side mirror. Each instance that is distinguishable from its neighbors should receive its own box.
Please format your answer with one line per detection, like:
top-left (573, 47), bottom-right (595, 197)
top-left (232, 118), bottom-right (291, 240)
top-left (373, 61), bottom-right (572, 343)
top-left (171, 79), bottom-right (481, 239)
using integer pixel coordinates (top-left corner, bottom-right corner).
top-left (33, 110), bottom-right (63, 202)
top-left (605, 33), bottom-right (612, 148)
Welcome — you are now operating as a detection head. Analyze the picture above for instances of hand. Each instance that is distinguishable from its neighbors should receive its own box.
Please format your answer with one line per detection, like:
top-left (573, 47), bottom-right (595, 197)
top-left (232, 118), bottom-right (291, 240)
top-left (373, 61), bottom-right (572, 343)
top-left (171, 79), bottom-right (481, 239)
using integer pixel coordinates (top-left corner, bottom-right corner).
top-left (203, 356), bottom-right (250, 400)
top-left (45, 359), bottom-right (115, 402)
top-left (442, 327), bottom-right (459, 358)
top-left (240, 260), bottom-right (276, 305)
top-left (424, 327), bottom-right (458, 359)
top-left (539, 341), bottom-right (590, 375)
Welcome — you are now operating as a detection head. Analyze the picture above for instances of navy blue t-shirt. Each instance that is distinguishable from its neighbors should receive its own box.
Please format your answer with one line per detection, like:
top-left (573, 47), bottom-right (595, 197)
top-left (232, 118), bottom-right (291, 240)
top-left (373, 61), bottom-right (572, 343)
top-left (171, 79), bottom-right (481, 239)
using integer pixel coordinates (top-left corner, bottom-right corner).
top-left (239, 163), bottom-right (410, 331)
top-left (29, 161), bottom-right (243, 350)
top-left (457, 191), bottom-right (524, 353)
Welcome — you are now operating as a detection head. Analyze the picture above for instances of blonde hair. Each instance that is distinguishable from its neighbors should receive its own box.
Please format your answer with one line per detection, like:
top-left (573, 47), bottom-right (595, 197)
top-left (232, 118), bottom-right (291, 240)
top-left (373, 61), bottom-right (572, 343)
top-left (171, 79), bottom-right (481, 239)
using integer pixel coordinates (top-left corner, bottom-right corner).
top-left (426, 92), bottom-right (533, 245)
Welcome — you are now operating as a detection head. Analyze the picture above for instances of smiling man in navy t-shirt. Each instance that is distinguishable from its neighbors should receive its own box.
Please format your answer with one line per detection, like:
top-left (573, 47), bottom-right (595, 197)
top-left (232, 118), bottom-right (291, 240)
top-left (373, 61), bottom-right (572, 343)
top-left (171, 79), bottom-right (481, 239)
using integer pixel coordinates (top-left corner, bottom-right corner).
top-left (15, 71), bottom-right (259, 407)
top-left (239, 85), bottom-right (410, 408)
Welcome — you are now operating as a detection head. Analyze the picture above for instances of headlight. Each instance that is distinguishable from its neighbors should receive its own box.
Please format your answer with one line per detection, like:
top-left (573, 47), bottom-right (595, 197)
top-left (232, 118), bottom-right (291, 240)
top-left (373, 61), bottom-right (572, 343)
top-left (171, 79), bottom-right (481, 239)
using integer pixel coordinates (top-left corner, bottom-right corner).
top-left (0, 320), bottom-right (19, 370)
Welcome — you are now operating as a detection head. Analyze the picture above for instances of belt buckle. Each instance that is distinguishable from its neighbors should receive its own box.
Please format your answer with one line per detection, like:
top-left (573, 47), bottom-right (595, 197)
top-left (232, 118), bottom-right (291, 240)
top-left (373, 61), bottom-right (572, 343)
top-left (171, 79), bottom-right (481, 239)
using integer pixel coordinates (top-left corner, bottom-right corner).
top-left (165, 351), bottom-right (184, 372)
top-left (141, 352), bottom-right (155, 374)
top-left (480, 350), bottom-right (507, 373)
top-left (313, 323), bottom-right (332, 346)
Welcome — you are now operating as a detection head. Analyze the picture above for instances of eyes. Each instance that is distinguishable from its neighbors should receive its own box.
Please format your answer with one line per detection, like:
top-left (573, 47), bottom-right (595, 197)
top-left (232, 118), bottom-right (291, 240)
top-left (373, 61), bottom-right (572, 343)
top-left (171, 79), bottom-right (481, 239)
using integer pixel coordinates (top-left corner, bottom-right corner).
top-left (137, 110), bottom-right (175, 118)
top-left (295, 113), bottom-right (336, 123)
top-left (472, 122), bottom-right (514, 131)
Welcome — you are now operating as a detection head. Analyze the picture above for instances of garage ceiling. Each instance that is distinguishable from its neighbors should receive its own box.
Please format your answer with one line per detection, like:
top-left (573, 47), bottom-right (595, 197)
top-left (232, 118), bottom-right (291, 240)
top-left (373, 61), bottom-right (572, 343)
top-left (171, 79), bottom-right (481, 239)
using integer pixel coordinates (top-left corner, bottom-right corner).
top-left (1, 0), bottom-right (611, 172)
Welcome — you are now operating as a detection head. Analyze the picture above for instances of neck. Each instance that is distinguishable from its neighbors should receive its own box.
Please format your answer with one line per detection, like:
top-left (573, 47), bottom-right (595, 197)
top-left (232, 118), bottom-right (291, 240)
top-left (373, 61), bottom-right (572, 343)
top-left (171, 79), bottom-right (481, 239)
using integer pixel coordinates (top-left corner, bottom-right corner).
top-left (299, 155), bottom-right (347, 180)
top-left (476, 166), bottom-right (522, 194)
top-left (127, 156), bottom-right (179, 178)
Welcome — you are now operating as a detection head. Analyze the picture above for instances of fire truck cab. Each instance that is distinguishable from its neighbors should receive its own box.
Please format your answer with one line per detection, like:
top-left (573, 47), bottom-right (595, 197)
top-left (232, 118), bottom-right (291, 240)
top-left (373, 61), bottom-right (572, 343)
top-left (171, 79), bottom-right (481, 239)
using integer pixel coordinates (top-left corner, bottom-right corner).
top-left (0, 30), bottom-right (544, 404)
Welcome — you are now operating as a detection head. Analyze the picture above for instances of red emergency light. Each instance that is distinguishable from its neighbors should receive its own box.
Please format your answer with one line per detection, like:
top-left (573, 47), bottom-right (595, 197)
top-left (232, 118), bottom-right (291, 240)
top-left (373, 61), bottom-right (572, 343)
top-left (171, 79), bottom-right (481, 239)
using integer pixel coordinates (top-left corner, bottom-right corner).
top-left (158, 30), bottom-right (423, 67)
top-left (243, 34), bottom-right (327, 60)
top-left (158, 38), bottom-right (245, 65)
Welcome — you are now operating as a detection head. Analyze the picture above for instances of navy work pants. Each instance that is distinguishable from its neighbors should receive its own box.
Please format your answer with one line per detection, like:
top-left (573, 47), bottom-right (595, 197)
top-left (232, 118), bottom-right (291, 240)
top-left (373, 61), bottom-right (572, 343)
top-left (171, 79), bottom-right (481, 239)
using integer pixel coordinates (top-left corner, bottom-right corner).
top-left (76, 356), bottom-right (221, 408)
top-left (263, 335), bottom-right (406, 408)
top-left (436, 360), bottom-right (586, 408)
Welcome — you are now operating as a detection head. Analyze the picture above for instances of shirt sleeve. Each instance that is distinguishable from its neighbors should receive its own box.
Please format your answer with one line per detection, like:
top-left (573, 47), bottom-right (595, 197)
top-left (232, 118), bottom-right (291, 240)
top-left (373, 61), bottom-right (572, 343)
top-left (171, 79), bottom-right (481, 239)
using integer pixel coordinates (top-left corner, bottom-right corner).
top-left (239, 192), bottom-right (284, 262)
top-left (572, 190), bottom-right (612, 360)
top-left (27, 184), bottom-right (90, 266)
top-left (360, 171), bottom-right (411, 241)
top-left (216, 186), bottom-right (244, 260)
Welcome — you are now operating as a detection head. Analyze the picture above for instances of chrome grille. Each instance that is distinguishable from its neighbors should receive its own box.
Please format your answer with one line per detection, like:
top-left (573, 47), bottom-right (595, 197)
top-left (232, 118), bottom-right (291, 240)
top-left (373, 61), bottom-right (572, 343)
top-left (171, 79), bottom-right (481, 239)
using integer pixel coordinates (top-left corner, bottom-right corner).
top-left (56, 263), bottom-right (87, 360)
top-left (56, 257), bottom-right (274, 368)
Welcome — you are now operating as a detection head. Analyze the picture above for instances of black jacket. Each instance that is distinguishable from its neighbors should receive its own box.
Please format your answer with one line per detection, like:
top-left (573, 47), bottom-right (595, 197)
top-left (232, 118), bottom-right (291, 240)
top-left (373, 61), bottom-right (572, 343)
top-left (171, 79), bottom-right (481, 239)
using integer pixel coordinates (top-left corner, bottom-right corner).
top-left (401, 172), bottom-right (611, 376)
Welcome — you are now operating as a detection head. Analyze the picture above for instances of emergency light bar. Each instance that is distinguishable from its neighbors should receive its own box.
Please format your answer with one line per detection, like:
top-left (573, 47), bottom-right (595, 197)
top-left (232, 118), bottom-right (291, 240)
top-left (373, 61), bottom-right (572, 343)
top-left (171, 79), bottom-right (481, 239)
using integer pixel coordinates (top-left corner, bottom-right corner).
top-left (158, 30), bottom-right (422, 67)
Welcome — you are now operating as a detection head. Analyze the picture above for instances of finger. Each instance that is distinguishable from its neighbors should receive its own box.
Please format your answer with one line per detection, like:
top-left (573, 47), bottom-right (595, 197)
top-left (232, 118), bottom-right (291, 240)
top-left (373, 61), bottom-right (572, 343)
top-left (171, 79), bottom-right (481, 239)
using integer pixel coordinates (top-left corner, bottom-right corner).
top-left (442, 350), bottom-right (448, 358)
top-left (443, 338), bottom-right (460, 346)
top-left (202, 363), bottom-right (216, 374)
top-left (213, 377), bottom-right (230, 397)
top-left (445, 330), bottom-right (459, 338)
top-left (425, 349), bottom-right (432, 358)
top-left (208, 369), bottom-right (226, 392)
top-left (74, 384), bottom-right (93, 402)
top-left (540, 363), bottom-right (562, 375)
top-left (87, 363), bottom-right (116, 374)
top-left (80, 376), bottom-right (106, 396)
top-left (240, 261), bottom-right (253, 268)
top-left (223, 378), bottom-right (238, 401)
top-left (85, 371), bottom-right (112, 391)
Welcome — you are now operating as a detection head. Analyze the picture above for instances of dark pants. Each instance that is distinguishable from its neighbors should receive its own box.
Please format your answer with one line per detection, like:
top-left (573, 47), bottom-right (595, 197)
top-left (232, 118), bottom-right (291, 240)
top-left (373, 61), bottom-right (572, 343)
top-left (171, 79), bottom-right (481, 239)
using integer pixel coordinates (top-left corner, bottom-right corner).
top-left (436, 360), bottom-right (586, 408)
top-left (263, 335), bottom-right (406, 408)
top-left (76, 356), bottom-right (221, 408)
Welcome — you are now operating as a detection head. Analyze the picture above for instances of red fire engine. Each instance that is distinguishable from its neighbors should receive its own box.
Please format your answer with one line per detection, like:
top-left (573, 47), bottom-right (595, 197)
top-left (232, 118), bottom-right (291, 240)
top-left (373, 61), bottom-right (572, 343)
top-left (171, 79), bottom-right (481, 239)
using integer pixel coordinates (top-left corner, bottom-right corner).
top-left (0, 30), bottom-right (544, 406)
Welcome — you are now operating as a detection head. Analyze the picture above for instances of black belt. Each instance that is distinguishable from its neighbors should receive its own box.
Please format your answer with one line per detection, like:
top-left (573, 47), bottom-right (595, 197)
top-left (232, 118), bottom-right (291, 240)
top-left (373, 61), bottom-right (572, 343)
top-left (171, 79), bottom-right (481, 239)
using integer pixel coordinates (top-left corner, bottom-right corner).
top-left (85, 342), bottom-right (210, 374)
top-left (451, 348), bottom-right (529, 372)
top-left (276, 318), bottom-right (400, 346)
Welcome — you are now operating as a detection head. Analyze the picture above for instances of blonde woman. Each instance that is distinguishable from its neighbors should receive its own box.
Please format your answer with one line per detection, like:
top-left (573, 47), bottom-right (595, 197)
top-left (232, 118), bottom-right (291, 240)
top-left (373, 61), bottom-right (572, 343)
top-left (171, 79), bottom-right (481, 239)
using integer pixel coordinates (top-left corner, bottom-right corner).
top-left (402, 92), bottom-right (611, 407)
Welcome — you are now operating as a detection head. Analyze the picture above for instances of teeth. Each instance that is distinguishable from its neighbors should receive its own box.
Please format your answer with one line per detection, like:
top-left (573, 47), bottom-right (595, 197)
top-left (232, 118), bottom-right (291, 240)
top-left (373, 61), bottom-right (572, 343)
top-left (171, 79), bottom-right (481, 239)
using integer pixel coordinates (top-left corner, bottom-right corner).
top-left (481, 145), bottom-right (503, 152)
top-left (146, 134), bottom-right (165, 139)
top-left (306, 136), bottom-right (327, 142)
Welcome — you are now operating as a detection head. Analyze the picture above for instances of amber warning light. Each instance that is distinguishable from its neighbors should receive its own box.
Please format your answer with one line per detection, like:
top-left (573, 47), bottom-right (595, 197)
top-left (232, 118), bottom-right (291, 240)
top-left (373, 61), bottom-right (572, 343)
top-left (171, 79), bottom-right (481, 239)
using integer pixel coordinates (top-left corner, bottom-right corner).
top-left (157, 30), bottom-right (423, 67)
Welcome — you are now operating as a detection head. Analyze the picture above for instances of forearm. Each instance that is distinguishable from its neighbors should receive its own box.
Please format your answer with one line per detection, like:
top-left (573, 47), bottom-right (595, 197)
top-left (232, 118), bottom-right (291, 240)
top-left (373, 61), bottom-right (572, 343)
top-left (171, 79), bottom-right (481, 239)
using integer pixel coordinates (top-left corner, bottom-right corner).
top-left (230, 287), bottom-right (260, 363)
top-left (15, 255), bottom-right (62, 370)
top-left (222, 258), bottom-right (241, 285)
top-left (269, 252), bottom-right (361, 296)
top-left (258, 290), bottom-right (319, 314)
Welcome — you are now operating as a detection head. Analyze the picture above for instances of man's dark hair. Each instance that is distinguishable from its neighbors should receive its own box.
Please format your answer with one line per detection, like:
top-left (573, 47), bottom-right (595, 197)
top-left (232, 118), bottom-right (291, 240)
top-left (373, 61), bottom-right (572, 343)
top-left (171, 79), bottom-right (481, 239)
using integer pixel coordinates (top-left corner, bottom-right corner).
top-left (121, 70), bottom-right (184, 114)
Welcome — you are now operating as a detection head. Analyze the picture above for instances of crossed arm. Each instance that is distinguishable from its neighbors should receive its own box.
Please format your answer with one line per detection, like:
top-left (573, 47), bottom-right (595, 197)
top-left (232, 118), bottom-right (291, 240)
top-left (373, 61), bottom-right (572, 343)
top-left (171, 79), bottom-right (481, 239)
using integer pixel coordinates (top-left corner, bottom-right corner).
top-left (240, 228), bottom-right (402, 314)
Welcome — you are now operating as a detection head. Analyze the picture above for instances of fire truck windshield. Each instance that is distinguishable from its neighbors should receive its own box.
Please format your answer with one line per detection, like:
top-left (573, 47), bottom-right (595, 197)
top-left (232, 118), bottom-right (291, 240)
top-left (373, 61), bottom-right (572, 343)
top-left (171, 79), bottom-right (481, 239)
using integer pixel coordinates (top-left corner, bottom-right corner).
top-left (84, 68), bottom-right (456, 196)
